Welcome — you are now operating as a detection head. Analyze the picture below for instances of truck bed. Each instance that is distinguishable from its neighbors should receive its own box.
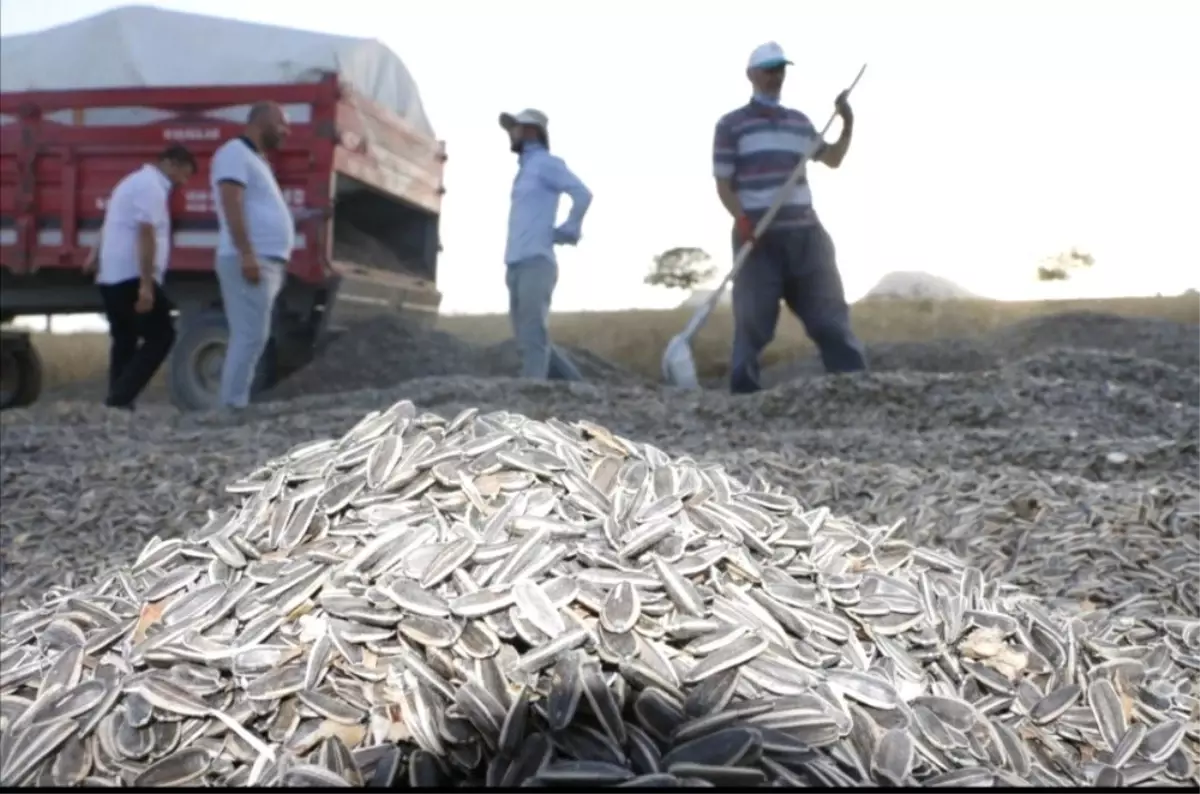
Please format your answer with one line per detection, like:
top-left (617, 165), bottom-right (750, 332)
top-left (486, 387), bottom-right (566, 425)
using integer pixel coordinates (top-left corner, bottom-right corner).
top-left (0, 74), bottom-right (446, 321)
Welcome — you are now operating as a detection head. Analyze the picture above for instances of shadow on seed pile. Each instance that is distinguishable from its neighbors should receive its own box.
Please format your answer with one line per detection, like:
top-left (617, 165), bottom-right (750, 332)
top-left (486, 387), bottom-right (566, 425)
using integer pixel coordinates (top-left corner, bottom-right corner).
top-left (266, 315), bottom-right (646, 400)
top-left (763, 311), bottom-right (1199, 388)
top-left (994, 311), bottom-right (1199, 368)
top-left (742, 370), bottom-right (1196, 440)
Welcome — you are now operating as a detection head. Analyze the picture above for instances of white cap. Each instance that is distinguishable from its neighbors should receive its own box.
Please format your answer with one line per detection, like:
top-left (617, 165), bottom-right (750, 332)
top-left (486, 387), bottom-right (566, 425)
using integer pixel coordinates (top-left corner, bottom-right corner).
top-left (747, 41), bottom-right (793, 70)
top-left (499, 108), bottom-right (549, 131)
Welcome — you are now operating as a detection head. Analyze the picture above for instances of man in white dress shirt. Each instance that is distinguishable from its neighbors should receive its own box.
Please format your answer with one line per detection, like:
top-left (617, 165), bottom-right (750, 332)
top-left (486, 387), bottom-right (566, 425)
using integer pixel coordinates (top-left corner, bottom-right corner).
top-left (84, 145), bottom-right (196, 409)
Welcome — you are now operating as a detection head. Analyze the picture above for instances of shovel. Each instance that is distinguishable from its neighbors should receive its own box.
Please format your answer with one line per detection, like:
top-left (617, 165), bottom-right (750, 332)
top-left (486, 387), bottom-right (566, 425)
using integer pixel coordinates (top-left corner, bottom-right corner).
top-left (661, 63), bottom-right (868, 389)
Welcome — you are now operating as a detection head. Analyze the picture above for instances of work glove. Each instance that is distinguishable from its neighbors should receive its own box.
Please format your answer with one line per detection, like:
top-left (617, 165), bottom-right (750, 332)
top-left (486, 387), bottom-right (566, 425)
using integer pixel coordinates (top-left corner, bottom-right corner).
top-left (735, 215), bottom-right (757, 245)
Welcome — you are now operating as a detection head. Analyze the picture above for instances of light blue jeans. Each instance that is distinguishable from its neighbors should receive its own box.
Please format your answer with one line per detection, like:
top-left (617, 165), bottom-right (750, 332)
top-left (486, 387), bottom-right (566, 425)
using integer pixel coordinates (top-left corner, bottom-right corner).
top-left (215, 253), bottom-right (285, 408)
top-left (506, 256), bottom-right (582, 381)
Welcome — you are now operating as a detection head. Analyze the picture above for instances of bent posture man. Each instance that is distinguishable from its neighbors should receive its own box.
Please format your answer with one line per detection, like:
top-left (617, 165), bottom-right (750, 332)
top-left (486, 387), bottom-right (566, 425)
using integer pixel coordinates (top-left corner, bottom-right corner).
top-left (86, 145), bottom-right (196, 409)
top-left (500, 108), bottom-right (593, 380)
top-left (211, 101), bottom-right (295, 409)
top-left (713, 42), bottom-right (867, 394)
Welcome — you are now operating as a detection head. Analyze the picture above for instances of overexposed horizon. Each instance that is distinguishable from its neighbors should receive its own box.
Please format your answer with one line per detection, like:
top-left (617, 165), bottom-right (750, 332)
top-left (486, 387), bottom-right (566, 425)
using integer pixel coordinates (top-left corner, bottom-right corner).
top-left (2, 0), bottom-right (1197, 333)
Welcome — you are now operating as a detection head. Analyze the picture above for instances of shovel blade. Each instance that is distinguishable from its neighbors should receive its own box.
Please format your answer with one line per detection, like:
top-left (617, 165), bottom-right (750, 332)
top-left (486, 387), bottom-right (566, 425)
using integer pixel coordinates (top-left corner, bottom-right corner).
top-left (661, 333), bottom-right (700, 389)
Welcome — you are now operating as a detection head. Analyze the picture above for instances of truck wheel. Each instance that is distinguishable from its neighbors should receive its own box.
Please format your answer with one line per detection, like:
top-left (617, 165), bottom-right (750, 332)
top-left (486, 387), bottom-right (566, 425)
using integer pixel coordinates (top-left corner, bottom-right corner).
top-left (0, 335), bottom-right (44, 410)
top-left (168, 309), bottom-right (277, 411)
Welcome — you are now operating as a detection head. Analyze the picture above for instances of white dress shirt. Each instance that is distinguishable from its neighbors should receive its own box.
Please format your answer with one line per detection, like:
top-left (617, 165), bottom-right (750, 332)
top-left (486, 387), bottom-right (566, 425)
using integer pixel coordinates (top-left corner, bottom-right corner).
top-left (97, 164), bottom-right (172, 286)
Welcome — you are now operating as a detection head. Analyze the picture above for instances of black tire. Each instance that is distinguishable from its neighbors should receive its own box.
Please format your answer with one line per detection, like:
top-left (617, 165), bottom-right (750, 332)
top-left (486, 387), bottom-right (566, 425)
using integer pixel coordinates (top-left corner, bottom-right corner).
top-left (167, 309), bottom-right (277, 411)
top-left (0, 336), bottom-right (43, 410)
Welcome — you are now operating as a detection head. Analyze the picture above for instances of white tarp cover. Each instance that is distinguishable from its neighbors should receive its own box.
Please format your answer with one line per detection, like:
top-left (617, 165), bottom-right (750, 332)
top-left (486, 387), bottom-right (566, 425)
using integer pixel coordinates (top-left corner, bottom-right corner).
top-left (0, 5), bottom-right (435, 139)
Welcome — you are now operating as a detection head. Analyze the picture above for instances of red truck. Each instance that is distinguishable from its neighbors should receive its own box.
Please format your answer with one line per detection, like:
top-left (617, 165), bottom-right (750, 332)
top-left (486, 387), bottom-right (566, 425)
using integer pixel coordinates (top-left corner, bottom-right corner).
top-left (0, 70), bottom-right (446, 410)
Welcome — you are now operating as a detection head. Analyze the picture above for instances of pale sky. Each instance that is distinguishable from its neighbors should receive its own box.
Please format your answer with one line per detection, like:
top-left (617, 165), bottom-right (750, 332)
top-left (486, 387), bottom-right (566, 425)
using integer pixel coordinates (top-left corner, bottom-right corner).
top-left (2, 0), bottom-right (1198, 318)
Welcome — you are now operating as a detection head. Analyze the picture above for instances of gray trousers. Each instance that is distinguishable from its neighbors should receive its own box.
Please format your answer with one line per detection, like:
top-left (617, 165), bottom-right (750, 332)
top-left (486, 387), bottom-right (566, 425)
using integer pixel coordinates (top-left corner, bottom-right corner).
top-left (506, 257), bottom-right (582, 381)
top-left (215, 253), bottom-right (285, 408)
top-left (730, 223), bottom-right (866, 394)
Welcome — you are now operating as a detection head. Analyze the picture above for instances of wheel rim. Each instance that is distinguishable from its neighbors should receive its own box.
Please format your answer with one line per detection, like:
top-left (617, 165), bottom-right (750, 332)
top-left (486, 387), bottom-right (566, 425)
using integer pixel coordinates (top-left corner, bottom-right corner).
top-left (0, 349), bottom-right (19, 406)
top-left (191, 338), bottom-right (227, 402)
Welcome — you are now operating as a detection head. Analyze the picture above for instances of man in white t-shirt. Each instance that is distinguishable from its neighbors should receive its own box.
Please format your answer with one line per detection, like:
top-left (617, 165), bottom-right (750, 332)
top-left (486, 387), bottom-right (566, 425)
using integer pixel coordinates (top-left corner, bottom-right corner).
top-left (210, 101), bottom-right (296, 410)
top-left (84, 145), bottom-right (196, 409)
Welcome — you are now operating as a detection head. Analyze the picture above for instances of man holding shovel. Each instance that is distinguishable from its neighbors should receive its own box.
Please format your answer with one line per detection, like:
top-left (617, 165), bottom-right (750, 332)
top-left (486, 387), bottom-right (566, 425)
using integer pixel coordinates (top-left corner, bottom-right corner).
top-left (713, 42), bottom-right (867, 394)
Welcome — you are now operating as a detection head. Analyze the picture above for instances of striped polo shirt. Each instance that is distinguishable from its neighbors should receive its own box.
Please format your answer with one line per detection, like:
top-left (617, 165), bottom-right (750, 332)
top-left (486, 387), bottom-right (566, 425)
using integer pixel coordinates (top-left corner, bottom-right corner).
top-left (713, 99), bottom-right (823, 229)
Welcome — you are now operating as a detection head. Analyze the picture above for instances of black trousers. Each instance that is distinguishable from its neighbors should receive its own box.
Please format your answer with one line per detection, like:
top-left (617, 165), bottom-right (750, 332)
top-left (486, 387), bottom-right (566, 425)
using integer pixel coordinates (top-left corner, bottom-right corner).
top-left (97, 278), bottom-right (176, 408)
top-left (730, 223), bottom-right (867, 394)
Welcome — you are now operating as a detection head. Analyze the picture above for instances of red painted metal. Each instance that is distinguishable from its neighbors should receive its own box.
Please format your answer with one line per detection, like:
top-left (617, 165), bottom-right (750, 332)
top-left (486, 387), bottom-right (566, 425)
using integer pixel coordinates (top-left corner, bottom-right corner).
top-left (0, 74), bottom-right (445, 282)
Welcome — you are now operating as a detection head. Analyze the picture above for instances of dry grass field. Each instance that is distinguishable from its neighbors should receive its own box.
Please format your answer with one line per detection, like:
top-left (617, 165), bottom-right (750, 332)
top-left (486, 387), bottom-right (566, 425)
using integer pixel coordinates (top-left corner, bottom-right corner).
top-left (26, 294), bottom-right (1200, 393)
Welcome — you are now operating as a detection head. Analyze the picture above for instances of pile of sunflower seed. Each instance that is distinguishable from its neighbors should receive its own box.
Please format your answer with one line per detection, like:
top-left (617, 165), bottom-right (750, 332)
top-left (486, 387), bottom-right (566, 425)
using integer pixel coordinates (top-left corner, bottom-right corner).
top-left (5, 361), bottom-right (1196, 625)
top-left (2, 400), bottom-right (1197, 788)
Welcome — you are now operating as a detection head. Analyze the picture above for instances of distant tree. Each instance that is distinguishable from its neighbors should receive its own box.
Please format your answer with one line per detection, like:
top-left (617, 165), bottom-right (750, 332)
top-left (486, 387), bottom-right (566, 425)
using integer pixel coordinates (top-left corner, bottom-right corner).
top-left (1036, 247), bottom-right (1095, 282)
top-left (645, 247), bottom-right (716, 290)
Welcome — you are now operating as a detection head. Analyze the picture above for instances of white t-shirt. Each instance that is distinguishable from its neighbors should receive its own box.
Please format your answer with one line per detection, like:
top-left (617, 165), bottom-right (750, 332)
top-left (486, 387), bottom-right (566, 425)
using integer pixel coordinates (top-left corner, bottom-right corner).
top-left (97, 164), bottom-right (172, 285)
top-left (210, 137), bottom-right (295, 262)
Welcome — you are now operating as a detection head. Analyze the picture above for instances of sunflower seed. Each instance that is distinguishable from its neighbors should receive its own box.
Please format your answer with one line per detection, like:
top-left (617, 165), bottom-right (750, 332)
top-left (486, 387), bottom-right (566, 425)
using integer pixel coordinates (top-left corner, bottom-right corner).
top-left (600, 582), bottom-right (641, 635)
top-left (872, 727), bottom-right (915, 785)
top-left (133, 747), bottom-right (212, 787)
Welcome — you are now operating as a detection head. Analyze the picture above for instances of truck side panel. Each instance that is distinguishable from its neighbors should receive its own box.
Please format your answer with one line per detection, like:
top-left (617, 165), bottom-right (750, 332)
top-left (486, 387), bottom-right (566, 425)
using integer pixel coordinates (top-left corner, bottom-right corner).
top-left (0, 79), bottom-right (341, 290)
top-left (334, 93), bottom-right (445, 216)
top-left (0, 75), bottom-right (445, 320)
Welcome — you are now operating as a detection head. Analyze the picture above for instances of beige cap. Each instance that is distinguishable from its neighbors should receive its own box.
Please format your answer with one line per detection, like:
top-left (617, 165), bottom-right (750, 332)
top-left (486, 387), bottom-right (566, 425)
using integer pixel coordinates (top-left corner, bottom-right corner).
top-left (499, 108), bottom-right (549, 131)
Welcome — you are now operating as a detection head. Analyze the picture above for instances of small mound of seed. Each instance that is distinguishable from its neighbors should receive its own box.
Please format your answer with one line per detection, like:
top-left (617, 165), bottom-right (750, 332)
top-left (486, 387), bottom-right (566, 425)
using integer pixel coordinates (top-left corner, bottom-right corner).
top-left (1, 401), bottom-right (1197, 788)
